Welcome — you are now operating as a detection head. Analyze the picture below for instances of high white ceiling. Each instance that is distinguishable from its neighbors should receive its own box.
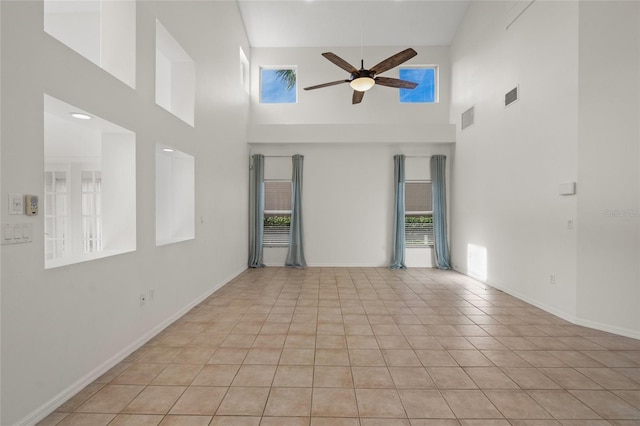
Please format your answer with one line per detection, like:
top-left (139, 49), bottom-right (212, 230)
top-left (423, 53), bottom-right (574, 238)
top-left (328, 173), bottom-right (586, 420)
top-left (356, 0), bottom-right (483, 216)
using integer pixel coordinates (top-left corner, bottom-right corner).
top-left (237, 0), bottom-right (470, 48)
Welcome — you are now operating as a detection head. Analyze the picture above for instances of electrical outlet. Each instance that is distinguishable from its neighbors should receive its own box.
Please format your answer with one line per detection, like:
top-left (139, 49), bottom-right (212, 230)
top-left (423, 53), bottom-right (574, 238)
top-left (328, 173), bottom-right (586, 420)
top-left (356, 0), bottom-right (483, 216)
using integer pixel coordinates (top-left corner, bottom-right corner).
top-left (149, 289), bottom-right (155, 301)
top-left (568, 219), bottom-right (574, 229)
top-left (139, 294), bottom-right (146, 306)
top-left (550, 274), bottom-right (556, 285)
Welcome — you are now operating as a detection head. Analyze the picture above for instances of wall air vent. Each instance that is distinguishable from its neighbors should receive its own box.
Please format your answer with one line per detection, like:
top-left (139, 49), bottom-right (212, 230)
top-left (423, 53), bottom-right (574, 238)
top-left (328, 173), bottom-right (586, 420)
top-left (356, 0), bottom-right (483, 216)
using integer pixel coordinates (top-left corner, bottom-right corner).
top-left (505, 86), bottom-right (519, 107)
top-left (461, 106), bottom-right (474, 131)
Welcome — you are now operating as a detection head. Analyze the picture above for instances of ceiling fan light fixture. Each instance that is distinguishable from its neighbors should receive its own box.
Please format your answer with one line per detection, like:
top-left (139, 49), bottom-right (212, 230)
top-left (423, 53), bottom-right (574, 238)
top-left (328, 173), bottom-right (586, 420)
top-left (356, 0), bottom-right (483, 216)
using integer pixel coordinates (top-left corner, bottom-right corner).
top-left (350, 77), bottom-right (375, 92)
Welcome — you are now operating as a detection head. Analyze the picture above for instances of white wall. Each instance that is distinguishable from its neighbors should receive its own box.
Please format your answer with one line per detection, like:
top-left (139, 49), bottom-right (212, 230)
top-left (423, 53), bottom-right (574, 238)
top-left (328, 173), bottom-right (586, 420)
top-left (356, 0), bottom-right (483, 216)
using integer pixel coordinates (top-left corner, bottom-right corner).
top-left (450, 1), bottom-right (580, 318)
top-left (576, 1), bottom-right (640, 336)
top-left (451, 0), bottom-right (640, 338)
top-left (101, 133), bottom-right (136, 252)
top-left (0, 1), bottom-right (250, 424)
top-left (101, 0), bottom-right (136, 88)
top-left (253, 143), bottom-right (451, 267)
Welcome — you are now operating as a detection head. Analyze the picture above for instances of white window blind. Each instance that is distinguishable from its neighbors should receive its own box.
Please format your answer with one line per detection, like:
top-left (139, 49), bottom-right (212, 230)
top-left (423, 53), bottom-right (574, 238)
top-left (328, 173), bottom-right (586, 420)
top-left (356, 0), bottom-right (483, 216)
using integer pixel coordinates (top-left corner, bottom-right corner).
top-left (405, 180), bottom-right (434, 247)
top-left (264, 180), bottom-right (291, 246)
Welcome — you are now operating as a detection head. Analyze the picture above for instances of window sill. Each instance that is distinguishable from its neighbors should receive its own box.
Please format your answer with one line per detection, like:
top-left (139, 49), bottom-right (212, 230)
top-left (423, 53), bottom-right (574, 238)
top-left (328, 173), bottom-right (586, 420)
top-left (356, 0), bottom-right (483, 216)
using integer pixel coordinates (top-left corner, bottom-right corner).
top-left (45, 249), bottom-right (134, 269)
top-left (156, 235), bottom-right (195, 247)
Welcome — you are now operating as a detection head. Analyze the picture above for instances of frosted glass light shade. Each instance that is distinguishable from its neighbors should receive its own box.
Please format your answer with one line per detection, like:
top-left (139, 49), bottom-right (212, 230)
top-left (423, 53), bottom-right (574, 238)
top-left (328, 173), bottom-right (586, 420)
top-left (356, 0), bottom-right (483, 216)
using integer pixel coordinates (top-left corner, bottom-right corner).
top-left (350, 77), bottom-right (375, 91)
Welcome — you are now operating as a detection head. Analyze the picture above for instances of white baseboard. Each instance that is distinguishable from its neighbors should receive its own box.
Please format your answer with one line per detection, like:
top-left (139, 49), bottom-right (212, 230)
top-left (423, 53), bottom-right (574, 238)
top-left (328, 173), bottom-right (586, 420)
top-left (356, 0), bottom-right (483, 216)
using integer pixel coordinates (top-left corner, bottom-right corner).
top-left (306, 262), bottom-right (388, 268)
top-left (263, 262), bottom-right (388, 268)
top-left (455, 269), bottom-right (640, 341)
top-left (573, 317), bottom-right (640, 341)
top-left (18, 265), bottom-right (247, 426)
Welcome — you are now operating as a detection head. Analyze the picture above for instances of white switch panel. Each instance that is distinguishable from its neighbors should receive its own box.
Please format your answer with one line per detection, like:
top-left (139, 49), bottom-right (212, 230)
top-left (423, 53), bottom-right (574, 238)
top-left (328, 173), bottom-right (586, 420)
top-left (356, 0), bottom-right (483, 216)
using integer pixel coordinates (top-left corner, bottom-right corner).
top-left (3, 224), bottom-right (13, 241)
top-left (1, 223), bottom-right (33, 244)
top-left (9, 194), bottom-right (24, 215)
top-left (23, 223), bottom-right (32, 242)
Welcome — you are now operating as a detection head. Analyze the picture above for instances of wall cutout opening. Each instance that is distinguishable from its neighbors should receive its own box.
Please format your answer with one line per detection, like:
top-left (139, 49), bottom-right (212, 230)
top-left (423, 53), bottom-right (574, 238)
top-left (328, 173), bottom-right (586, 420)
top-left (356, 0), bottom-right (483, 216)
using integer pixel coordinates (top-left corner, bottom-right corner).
top-left (156, 19), bottom-right (195, 126)
top-left (44, 0), bottom-right (136, 88)
top-left (44, 94), bottom-right (136, 269)
top-left (240, 46), bottom-right (250, 94)
top-left (156, 144), bottom-right (195, 246)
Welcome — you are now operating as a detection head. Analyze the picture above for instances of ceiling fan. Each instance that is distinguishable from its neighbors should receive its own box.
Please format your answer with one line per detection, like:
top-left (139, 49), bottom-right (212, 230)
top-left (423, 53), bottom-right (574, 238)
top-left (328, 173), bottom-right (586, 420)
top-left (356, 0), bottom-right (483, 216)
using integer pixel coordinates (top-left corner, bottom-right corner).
top-left (303, 48), bottom-right (419, 104)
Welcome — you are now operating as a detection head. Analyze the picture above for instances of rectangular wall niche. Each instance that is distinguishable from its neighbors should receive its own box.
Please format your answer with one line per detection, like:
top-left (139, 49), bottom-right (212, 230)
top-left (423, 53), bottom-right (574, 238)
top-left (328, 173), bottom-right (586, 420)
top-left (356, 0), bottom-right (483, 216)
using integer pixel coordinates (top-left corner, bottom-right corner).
top-left (156, 20), bottom-right (195, 126)
top-left (156, 145), bottom-right (195, 246)
top-left (44, 0), bottom-right (136, 87)
top-left (44, 94), bottom-right (137, 269)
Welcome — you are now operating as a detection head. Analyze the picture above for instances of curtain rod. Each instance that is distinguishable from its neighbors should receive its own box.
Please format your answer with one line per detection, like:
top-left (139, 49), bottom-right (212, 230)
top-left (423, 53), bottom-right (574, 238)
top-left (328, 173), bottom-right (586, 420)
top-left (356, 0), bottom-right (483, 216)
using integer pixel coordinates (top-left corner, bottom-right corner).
top-left (404, 155), bottom-right (433, 158)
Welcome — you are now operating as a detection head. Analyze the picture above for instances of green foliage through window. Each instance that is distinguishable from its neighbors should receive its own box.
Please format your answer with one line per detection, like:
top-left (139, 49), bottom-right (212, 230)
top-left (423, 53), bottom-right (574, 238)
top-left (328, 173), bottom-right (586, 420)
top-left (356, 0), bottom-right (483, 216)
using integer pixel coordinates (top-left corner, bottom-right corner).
top-left (275, 69), bottom-right (297, 91)
top-left (264, 216), bottom-right (291, 226)
top-left (405, 216), bottom-right (433, 224)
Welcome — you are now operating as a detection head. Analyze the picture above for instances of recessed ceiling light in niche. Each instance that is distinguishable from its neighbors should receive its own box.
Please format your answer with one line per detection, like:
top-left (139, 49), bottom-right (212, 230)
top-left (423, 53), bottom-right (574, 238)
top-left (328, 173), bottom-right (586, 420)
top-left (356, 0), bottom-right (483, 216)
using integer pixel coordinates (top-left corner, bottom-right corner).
top-left (162, 148), bottom-right (175, 152)
top-left (70, 112), bottom-right (92, 120)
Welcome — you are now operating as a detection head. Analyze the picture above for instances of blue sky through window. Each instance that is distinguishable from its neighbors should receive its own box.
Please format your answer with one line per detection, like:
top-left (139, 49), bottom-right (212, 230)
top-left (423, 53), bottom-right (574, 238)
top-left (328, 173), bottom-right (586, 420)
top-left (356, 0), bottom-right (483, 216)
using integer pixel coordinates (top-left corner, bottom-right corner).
top-left (399, 68), bottom-right (436, 103)
top-left (261, 68), bottom-right (296, 103)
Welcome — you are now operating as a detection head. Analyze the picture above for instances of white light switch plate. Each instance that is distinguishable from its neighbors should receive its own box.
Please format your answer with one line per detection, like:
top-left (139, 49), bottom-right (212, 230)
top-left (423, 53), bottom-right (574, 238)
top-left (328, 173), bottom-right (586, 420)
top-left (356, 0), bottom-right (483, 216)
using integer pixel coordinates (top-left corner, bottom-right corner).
top-left (1, 223), bottom-right (33, 244)
top-left (9, 194), bottom-right (24, 215)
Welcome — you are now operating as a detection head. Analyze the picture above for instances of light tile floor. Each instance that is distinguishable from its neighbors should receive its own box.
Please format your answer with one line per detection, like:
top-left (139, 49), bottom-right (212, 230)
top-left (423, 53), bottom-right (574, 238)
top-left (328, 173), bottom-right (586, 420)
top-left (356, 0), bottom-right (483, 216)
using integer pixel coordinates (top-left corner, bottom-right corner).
top-left (39, 267), bottom-right (640, 426)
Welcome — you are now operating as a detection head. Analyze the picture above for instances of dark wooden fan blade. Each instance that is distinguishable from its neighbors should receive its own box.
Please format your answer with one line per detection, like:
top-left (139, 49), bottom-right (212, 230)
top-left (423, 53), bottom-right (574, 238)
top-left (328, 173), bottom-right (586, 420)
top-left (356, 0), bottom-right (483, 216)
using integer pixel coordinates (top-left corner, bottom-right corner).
top-left (304, 80), bottom-right (350, 91)
top-left (369, 48), bottom-right (417, 75)
top-left (322, 52), bottom-right (359, 74)
top-left (352, 90), bottom-right (365, 104)
top-left (375, 76), bottom-right (418, 89)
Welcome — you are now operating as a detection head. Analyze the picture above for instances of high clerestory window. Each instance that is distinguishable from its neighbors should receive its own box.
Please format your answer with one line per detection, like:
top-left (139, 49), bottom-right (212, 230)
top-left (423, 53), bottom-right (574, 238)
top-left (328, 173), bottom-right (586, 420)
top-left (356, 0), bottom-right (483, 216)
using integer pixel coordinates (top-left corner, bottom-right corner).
top-left (260, 67), bottom-right (297, 103)
top-left (399, 67), bottom-right (437, 103)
